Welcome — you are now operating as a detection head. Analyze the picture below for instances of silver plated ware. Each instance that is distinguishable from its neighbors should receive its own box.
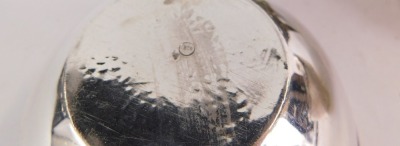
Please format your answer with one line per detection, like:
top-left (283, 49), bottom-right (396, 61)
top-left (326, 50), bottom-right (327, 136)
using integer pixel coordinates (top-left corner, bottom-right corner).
top-left (52, 0), bottom-right (358, 145)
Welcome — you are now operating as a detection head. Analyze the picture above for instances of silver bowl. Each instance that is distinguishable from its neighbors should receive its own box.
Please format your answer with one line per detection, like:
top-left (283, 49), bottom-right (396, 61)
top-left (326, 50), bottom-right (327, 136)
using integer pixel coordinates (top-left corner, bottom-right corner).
top-left (52, 0), bottom-right (358, 145)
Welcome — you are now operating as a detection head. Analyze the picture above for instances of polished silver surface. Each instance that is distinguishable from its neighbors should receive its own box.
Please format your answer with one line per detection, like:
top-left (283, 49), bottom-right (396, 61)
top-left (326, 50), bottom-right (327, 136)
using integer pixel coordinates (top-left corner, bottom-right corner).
top-left (52, 0), bottom-right (355, 146)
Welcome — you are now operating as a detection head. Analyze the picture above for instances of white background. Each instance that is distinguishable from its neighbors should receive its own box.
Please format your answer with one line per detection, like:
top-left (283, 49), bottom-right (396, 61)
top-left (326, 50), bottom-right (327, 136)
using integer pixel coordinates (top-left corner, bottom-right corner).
top-left (0, 0), bottom-right (399, 145)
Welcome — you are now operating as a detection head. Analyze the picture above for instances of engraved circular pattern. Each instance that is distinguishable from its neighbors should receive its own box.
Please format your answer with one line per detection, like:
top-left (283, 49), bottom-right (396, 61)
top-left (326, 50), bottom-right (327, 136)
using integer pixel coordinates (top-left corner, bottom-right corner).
top-left (179, 42), bottom-right (195, 56)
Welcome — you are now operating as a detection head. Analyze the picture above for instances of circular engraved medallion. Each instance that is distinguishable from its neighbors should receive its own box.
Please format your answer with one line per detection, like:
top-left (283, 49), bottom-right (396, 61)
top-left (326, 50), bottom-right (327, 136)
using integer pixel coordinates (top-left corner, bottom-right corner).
top-left (179, 42), bottom-right (195, 56)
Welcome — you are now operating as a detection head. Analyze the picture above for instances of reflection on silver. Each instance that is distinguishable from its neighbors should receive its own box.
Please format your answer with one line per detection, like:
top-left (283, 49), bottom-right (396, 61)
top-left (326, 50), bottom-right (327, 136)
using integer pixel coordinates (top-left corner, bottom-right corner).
top-left (52, 0), bottom-right (357, 146)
